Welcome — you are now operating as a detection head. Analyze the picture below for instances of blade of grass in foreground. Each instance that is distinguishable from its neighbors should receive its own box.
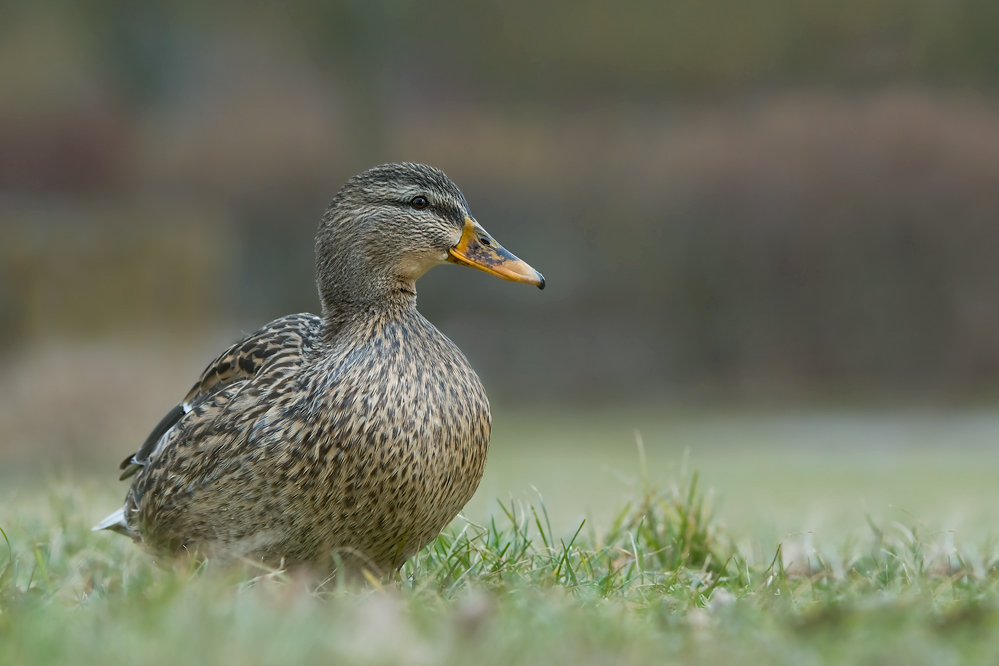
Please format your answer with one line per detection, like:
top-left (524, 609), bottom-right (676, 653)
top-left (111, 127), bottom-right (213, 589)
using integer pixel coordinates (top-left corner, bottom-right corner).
top-left (4, 471), bottom-right (999, 666)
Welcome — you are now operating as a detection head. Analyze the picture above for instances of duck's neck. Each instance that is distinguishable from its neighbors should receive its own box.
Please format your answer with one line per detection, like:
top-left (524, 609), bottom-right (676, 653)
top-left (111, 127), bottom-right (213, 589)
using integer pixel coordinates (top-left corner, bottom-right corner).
top-left (319, 276), bottom-right (418, 341)
top-left (314, 207), bottom-right (423, 340)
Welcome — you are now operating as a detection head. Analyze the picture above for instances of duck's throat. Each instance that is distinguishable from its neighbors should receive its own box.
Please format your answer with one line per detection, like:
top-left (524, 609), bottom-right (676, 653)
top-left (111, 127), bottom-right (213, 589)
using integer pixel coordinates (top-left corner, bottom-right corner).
top-left (319, 273), bottom-right (418, 337)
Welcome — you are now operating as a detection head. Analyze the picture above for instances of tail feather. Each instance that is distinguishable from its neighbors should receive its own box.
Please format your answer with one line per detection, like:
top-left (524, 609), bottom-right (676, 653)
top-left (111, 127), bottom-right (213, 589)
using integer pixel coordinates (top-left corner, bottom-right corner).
top-left (93, 507), bottom-right (130, 536)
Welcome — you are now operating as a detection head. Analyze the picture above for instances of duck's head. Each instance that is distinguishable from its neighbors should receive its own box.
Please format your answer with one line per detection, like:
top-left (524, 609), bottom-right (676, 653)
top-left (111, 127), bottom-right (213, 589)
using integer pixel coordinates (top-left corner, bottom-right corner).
top-left (316, 163), bottom-right (544, 315)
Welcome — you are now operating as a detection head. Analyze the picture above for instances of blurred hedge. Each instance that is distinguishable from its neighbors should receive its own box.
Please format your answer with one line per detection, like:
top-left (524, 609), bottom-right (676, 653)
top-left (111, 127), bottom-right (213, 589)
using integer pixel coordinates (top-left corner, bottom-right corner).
top-left (3, 3), bottom-right (999, 400)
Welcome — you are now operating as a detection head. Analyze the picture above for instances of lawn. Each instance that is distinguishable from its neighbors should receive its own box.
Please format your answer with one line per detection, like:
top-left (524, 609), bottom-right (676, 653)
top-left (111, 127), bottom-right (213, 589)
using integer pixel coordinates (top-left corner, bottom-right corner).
top-left (3, 410), bottom-right (999, 665)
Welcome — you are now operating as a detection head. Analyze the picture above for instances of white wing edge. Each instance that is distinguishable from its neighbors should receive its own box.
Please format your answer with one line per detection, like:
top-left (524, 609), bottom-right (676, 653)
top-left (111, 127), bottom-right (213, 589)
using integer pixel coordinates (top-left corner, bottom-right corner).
top-left (92, 507), bottom-right (127, 533)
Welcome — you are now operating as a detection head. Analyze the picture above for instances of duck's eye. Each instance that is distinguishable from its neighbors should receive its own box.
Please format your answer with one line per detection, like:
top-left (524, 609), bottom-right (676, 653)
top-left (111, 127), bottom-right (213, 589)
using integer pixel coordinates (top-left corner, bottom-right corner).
top-left (411, 196), bottom-right (429, 210)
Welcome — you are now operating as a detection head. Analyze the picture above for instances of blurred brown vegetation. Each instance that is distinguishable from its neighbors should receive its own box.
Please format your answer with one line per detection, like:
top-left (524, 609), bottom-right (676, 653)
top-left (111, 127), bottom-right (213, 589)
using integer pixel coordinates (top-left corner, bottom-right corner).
top-left (3, 0), bottom-right (999, 460)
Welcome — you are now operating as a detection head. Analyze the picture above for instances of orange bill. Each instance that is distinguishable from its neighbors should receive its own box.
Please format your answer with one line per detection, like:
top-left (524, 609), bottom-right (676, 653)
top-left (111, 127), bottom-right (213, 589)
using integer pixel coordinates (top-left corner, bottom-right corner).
top-left (447, 217), bottom-right (545, 289)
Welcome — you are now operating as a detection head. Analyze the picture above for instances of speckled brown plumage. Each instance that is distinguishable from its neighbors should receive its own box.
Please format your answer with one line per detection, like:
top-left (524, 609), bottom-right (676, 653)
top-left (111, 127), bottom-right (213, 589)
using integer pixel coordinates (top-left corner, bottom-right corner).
top-left (95, 163), bottom-right (544, 574)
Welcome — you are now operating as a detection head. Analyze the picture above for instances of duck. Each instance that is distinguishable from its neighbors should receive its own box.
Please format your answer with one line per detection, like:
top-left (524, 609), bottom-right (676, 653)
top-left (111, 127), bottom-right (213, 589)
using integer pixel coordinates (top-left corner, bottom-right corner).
top-left (94, 163), bottom-right (544, 574)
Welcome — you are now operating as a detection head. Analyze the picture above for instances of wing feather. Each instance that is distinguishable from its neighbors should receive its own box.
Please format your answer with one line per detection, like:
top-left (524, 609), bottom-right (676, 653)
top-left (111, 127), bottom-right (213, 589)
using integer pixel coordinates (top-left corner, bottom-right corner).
top-left (117, 314), bottom-right (322, 480)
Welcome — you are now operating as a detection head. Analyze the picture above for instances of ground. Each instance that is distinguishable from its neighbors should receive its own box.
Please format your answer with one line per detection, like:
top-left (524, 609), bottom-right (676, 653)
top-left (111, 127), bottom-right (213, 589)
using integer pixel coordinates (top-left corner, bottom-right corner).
top-left (3, 410), bottom-right (999, 665)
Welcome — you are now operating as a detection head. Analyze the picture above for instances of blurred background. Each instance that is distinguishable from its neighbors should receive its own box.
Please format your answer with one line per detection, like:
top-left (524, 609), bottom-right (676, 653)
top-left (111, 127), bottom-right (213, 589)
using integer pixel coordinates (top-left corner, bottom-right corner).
top-left (4, 0), bottom-right (999, 540)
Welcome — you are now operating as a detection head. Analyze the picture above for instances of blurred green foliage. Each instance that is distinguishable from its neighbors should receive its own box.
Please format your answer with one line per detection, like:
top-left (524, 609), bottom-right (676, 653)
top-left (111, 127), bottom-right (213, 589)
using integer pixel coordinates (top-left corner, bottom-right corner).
top-left (12, 0), bottom-right (999, 92)
top-left (3, 0), bottom-right (999, 400)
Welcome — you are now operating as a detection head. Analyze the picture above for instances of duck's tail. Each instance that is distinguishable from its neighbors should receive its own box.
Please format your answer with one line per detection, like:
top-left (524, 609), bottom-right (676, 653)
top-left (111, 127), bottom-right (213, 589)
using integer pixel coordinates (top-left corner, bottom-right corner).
top-left (92, 507), bottom-right (130, 536)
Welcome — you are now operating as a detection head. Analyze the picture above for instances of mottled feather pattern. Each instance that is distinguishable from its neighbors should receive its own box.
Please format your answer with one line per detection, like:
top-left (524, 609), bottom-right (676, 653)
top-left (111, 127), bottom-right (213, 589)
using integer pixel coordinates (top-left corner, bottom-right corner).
top-left (97, 163), bottom-right (529, 575)
top-left (117, 314), bottom-right (322, 480)
top-left (182, 313), bottom-right (323, 407)
top-left (124, 310), bottom-right (488, 571)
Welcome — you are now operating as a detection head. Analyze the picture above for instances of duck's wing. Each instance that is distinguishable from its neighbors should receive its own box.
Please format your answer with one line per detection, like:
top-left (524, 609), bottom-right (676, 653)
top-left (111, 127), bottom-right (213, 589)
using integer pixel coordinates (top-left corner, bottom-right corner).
top-left (117, 313), bottom-right (323, 480)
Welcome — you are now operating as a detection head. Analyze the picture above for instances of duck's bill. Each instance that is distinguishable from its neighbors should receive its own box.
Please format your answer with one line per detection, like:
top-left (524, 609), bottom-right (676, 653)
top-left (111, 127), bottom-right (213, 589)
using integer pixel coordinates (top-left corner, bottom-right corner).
top-left (447, 217), bottom-right (545, 289)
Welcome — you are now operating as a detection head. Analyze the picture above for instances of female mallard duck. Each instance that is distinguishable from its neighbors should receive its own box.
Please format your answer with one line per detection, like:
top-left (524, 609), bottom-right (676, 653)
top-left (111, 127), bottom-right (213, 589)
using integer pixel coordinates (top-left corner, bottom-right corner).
top-left (95, 163), bottom-right (544, 574)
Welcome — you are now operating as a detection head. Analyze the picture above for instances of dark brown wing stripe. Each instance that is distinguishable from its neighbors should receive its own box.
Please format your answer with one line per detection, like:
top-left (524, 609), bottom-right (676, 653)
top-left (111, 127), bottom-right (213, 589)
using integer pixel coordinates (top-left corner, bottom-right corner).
top-left (119, 403), bottom-right (187, 479)
top-left (116, 314), bottom-right (323, 481)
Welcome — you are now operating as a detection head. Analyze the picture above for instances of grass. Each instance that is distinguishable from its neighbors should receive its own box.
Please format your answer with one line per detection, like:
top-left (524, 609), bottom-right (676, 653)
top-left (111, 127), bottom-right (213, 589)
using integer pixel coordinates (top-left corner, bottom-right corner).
top-left (3, 464), bottom-right (999, 666)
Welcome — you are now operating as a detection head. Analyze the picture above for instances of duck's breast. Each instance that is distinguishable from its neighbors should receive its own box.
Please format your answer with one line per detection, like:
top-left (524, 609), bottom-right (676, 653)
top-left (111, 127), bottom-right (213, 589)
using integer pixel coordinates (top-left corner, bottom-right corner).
top-left (293, 312), bottom-right (491, 564)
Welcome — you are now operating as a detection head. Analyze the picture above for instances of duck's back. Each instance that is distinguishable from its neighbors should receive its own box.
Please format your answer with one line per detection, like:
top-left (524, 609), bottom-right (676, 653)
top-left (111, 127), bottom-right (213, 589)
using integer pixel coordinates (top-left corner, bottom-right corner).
top-left (122, 310), bottom-right (490, 572)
